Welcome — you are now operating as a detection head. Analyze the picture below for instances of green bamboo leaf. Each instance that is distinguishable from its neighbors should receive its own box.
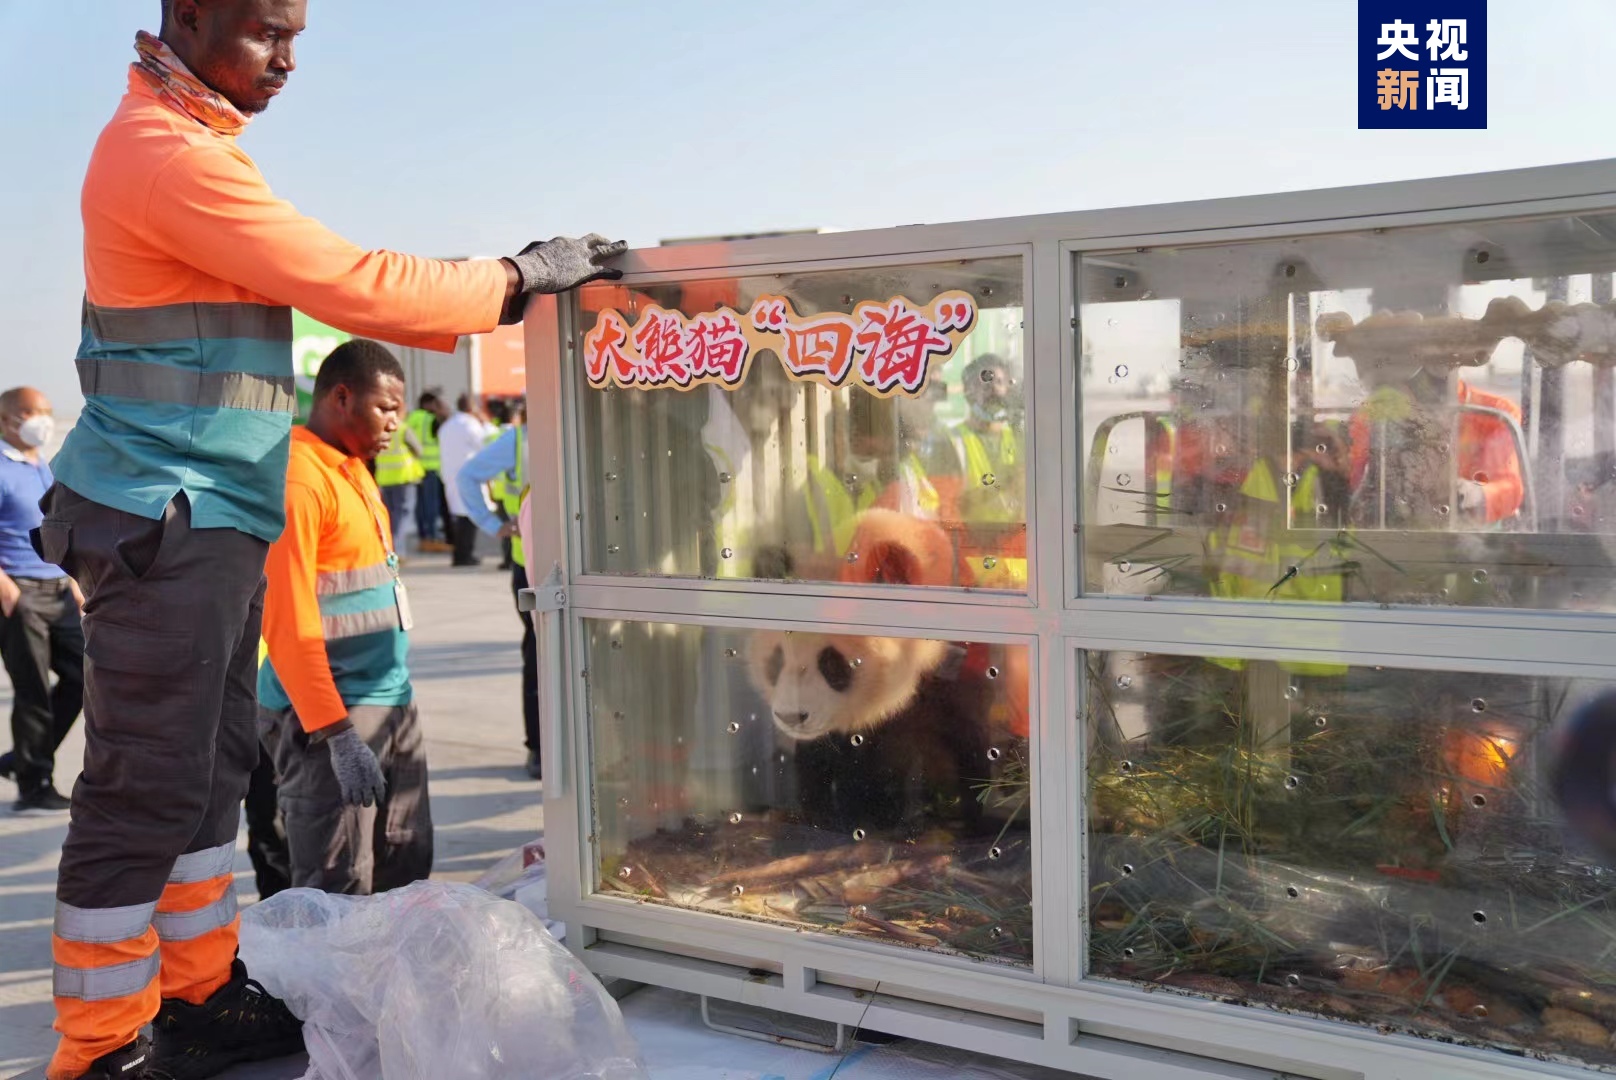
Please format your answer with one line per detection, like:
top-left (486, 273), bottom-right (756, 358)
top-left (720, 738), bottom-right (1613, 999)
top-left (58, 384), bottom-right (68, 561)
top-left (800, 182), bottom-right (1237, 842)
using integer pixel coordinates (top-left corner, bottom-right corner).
top-left (1428, 792), bottom-right (1454, 852)
top-left (1335, 530), bottom-right (1407, 574)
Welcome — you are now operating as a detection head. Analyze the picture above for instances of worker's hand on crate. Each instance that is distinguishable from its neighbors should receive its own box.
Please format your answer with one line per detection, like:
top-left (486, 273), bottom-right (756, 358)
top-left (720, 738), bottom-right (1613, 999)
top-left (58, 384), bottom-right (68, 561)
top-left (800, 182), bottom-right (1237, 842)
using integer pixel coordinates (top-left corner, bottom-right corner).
top-left (507, 234), bottom-right (627, 295)
top-left (327, 727), bottom-right (387, 807)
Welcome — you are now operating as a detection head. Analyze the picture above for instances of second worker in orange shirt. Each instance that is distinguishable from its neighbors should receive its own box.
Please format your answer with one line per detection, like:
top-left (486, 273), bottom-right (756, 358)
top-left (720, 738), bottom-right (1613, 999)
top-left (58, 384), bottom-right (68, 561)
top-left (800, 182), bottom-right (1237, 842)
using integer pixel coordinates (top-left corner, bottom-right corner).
top-left (258, 341), bottom-right (432, 896)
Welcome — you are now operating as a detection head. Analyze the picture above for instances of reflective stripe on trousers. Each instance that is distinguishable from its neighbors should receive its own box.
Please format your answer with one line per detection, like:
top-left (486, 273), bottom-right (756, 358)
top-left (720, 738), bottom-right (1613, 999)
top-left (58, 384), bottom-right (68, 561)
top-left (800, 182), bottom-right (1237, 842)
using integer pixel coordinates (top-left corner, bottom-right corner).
top-left (48, 839), bottom-right (240, 1079)
top-left (155, 840), bottom-right (243, 997)
top-left (53, 953), bottom-right (161, 1003)
top-left (154, 888), bottom-right (239, 942)
top-left (166, 839), bottom-right (238, 884)
top-left (53, 901), bottom-right (159, 1002)
top-left (45, 484), bottom-right (266, 1080)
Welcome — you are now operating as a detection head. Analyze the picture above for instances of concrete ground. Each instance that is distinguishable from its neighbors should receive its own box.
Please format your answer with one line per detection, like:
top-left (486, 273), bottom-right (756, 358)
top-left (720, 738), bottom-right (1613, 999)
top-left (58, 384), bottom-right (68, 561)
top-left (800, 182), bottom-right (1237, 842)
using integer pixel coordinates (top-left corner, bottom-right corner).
top-left (0, 550), bottom-right (536, 1079)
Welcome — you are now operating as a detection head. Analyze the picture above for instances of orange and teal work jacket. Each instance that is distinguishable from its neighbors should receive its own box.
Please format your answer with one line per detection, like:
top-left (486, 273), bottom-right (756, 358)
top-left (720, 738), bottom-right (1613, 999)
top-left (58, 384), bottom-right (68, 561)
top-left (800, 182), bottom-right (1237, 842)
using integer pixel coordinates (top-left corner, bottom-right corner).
top-left (259, 428), bottom-right (410, 732)
top-left (56, 67), bottom-right (508, 542)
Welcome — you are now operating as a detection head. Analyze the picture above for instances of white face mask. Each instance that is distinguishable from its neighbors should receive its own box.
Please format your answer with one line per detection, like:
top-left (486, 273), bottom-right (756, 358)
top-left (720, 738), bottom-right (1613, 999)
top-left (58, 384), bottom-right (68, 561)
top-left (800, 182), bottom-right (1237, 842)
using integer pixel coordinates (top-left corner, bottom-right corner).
top-left (16, 414), bottom-right (54, 449)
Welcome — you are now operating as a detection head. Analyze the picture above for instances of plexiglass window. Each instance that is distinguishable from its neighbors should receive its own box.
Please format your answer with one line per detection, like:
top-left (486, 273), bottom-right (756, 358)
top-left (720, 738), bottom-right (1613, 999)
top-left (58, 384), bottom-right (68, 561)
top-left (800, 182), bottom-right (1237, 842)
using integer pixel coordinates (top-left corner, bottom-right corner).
top-left (584, 618), bottom-right (1032, 965)
top-left (1086, 651), bottom-right (1616, 1068)
top-left (575, 258), bottom-right (1027, 590)
top-left (1081, 214), bottom-right (1616, 609)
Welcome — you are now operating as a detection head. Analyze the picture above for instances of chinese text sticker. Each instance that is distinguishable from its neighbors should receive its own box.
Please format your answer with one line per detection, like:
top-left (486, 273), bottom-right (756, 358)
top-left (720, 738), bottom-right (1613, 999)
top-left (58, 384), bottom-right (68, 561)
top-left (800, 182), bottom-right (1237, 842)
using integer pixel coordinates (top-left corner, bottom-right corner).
top-left (583, 290), bottom-right (978, 397)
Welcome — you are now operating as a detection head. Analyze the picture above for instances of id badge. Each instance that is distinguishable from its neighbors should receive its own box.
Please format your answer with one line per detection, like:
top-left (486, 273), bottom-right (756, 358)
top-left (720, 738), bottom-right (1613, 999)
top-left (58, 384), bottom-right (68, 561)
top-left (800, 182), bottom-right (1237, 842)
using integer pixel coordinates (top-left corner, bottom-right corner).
top-left (394, 580), bottom-right (415, 632)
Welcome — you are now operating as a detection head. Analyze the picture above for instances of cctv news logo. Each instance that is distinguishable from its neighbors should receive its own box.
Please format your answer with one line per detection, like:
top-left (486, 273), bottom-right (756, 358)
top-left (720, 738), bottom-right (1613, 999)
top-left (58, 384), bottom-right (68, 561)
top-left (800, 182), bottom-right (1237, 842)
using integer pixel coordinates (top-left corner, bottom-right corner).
top-left (1358, 1), bottom-right (1487, 129)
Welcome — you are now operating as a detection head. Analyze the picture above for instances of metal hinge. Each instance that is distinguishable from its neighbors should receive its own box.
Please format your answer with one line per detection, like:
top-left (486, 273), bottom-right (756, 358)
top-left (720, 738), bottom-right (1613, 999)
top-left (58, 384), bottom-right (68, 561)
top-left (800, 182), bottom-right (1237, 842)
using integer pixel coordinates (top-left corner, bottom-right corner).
top-left (517, 562), bottom-right (567, 613)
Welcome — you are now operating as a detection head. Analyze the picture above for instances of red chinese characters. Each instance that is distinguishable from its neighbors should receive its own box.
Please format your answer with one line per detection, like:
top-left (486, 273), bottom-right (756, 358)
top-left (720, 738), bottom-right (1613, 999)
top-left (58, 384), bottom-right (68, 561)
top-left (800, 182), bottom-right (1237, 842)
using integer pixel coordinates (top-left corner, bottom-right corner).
top-left (854, 299), bottom-right (953, 394)
top-left (750, 297), bottom-right (858, 385)
top-left (685, 311), bottom-right (749, 384)
top-left (583, 290), bottom-right (977, 396)
top-left (583, 311), bottom-right (633, 385)
top-left (584, 306), bottom-right (751, 389)
top-left (630, 307), bottom-right (694, 386)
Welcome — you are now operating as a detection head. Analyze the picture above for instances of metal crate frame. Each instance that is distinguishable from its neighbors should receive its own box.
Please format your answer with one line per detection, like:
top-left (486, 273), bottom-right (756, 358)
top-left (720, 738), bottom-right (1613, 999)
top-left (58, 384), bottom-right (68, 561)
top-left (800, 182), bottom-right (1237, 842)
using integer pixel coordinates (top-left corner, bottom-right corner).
top-left (524, 158), bottom-right (1616, 1080)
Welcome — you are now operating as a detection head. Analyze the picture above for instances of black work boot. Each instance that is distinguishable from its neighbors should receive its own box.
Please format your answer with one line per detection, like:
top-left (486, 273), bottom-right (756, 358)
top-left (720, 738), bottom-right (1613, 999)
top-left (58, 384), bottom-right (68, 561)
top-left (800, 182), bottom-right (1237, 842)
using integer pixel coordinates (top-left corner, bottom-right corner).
top-left (13, 783), bottom-right (71, 815)
top-left (80, 1036), bottom-right (174, 1078)
top-left (151, 959), bottom-right (304, 1079)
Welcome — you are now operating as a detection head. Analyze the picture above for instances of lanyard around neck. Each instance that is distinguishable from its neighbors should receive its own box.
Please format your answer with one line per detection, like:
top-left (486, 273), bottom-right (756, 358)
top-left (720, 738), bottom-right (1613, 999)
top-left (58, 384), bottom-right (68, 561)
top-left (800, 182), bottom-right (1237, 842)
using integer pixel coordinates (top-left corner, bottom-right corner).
top-left (338, 458), bottom-right (399, 574)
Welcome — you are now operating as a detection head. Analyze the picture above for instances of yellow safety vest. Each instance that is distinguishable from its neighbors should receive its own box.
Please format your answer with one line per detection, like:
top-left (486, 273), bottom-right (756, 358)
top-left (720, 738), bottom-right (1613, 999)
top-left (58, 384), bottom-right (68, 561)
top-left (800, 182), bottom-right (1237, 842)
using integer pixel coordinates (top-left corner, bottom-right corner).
top-left (894, 454), bottom-right (941, 520)
top-left (957, 427), bottom-right (1022, 519)
top-left (957, 427), bottom-right (1027, 588)
top-left (958, 426), bottom-right (1017, 480)
top-left (804, 455), bottom-right (879, 557)
top-left (404, 409), bottom-right (441, 471)
top-left (1207, 459), bottom-right (1346, 676)
top-left (485, 423), bottom-right (508, 504)
top-left (374, 428), bottom-right (425, 487)
top-left (499, 425), bottom-right (528, 568)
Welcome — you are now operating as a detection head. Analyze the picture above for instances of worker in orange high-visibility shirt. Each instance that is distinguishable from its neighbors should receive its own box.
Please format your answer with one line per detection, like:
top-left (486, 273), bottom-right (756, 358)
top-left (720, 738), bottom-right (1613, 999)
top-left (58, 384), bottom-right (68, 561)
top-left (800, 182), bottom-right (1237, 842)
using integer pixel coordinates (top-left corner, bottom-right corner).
top-left (1348, 373), bottom-right (1525, 525)
top-left (36, 4), bottom-right (625, 1079)
top-left (259, 341), bottom-right (433, 895)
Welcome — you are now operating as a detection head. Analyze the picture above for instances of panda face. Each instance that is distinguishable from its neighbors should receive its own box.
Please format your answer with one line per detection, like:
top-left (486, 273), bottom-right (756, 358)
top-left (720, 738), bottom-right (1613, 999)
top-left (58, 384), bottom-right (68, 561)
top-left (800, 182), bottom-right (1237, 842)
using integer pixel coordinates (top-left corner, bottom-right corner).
top-left (747, 630), bottom-right (948, 742)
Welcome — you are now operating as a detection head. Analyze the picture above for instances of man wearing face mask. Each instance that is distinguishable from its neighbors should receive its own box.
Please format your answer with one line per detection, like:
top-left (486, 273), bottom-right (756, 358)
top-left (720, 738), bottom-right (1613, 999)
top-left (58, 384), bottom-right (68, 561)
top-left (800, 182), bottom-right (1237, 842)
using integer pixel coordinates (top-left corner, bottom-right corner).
top-left (0, 387), bottom-right (84, 816)
top-left (37, 3), bottom-right (625, 1078)
top-left (949, 354), bottom-right (1023, 499)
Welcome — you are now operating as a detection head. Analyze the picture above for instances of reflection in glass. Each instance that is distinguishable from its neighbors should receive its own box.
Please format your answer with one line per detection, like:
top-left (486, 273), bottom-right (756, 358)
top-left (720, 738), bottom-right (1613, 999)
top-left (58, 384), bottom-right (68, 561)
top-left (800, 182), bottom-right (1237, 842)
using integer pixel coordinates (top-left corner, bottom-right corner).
top-left (1086, 651), bottom-right (1616, 1068)
top-left (1081, 215), bottom-right (1616, 609)
top-left (576, 259), bottom-right (1027, 589)
top-left (586, 619), bottom-right (1032, 964)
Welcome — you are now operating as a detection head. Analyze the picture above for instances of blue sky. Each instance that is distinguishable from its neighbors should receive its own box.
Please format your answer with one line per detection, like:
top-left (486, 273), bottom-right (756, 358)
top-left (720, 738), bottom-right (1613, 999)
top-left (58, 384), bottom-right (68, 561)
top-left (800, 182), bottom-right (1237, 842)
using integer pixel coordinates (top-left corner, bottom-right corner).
top-left (2, 0), bottom-right (1614, 413)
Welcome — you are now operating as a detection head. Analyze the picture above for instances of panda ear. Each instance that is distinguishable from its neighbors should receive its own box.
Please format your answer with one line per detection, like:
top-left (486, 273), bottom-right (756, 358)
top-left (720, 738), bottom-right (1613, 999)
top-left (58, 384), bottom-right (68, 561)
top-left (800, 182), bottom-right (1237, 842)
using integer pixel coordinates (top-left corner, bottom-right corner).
top-left (934, 643), bottom-right (969, 680)
top-left (765, 645), bottom-right (785, 686)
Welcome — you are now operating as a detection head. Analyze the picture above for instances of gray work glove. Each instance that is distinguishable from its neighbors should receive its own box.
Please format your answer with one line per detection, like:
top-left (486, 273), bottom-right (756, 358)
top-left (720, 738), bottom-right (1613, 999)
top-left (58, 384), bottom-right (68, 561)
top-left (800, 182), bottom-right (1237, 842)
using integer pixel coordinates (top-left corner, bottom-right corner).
top-left (327, 727), bottom-right (386, 807)
top-left (508, 234), bottom-right (628, 294)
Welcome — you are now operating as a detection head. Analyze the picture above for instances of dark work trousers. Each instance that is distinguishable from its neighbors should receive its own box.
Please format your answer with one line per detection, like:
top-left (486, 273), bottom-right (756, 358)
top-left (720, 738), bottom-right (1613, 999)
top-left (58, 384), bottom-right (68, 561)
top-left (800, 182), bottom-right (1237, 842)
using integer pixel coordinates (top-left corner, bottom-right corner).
top-left (243, 745), bottom-right (290, 899)
top-left (1, 576), bottom-right (84, 794)
top-left (493, 503), bottom-right (513, 570)
top-left (437, 479), bottom-right (456, 551)
top-left (511, 564), bottom-right (540, 756)
top-left (35, 487), bottom-right (265, 968)
top-left (377, 483), bottom-right (410, 554)
top-left (414, 472), bottom-right (443, 543)
top-left (261, 702), bottom-right (433, 894)
top-left (451, 515), bottom-right (480, 566)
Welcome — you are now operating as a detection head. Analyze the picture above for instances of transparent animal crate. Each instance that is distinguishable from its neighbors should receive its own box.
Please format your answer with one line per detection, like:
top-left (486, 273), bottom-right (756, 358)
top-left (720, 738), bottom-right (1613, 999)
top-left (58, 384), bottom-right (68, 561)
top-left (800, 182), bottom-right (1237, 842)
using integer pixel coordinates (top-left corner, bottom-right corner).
top-left (526, 159), bottom-right (1616, 1080)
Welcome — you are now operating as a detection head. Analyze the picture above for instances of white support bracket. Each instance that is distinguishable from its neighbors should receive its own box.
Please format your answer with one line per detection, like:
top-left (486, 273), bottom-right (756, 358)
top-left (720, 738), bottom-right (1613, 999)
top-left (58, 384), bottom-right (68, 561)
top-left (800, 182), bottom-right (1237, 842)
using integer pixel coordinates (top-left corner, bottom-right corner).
top-left (517, 562), bottom-right (568, 614)
top-left (516, 562), bottom-right (571, 795)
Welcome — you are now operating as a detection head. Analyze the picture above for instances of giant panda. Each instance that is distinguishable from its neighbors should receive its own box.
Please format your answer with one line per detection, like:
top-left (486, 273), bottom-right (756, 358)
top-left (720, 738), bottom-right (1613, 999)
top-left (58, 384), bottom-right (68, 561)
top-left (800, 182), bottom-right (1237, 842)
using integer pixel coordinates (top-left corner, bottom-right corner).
top-left (747, 628), bottom-right (994, 838)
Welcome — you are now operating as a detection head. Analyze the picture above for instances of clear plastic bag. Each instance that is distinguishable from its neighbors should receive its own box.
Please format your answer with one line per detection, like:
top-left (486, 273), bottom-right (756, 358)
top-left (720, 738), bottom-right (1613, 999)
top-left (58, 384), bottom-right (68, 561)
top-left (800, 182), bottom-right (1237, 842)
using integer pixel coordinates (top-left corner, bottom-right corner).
top-left (473, 839), bottom-right (564, 940)
top-left (238, 881), bottom-right (646, 1080)
top-left (472, 839), bottom-right (547, 899)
